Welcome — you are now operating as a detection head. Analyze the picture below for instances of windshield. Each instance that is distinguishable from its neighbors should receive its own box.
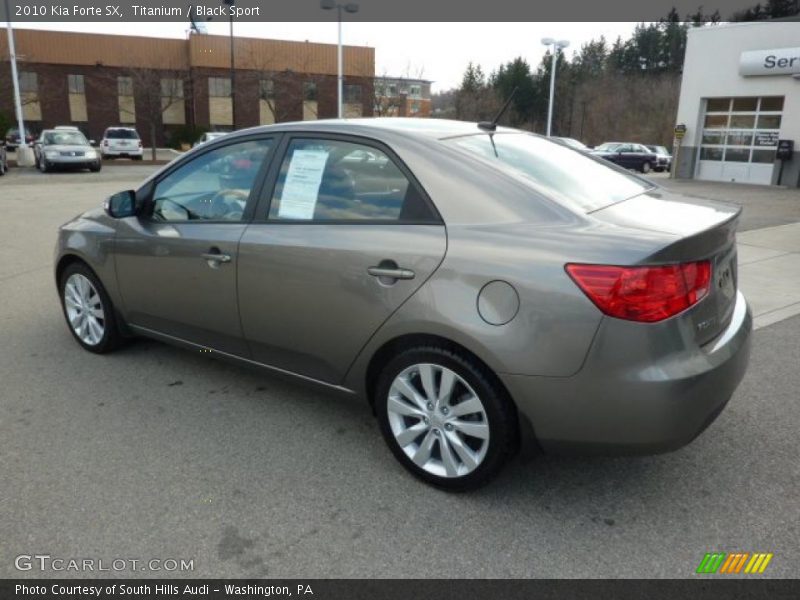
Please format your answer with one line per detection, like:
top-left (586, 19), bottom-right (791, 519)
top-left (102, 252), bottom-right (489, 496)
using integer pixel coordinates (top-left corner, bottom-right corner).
top-left (44, 131), bottom-right (88, 146)
top-left (594, 142), bottom-right (622, 152)
top-left (444, 133), bottom-right (653, 212)
top-left (106, 128), bottom-right (139, 139)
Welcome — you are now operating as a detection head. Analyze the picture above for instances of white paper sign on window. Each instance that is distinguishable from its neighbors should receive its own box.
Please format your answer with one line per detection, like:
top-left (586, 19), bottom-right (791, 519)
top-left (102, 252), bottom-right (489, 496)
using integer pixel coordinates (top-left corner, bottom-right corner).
top-left (278, 149), bottom-right (329, 219)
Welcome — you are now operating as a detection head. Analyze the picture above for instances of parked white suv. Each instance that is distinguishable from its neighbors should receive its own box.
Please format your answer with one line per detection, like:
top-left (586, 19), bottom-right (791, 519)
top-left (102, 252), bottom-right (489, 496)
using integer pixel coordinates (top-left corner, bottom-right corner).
top-left (100, 127), bottom-right (143, 160)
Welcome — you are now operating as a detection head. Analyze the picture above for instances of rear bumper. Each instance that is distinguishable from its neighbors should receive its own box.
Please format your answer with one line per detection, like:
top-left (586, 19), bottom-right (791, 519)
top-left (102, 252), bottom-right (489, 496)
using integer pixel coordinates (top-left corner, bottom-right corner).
top-left (102, 148), bottom-right (143, 157)
top-left (501, 291), bottom-right (752, 455)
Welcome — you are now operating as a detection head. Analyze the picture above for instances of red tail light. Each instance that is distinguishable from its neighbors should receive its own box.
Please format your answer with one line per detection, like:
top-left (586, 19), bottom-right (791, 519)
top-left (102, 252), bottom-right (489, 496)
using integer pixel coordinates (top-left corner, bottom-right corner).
top-left (566, 261), bottom-right (711, 323)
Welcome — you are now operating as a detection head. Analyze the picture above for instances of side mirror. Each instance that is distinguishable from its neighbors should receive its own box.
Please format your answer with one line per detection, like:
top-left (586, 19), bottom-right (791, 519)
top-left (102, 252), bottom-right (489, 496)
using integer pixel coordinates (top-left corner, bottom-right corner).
top-left (89, 140), bottom-right (97, 147)
top-left (104, 190), bottom-right (137, 218)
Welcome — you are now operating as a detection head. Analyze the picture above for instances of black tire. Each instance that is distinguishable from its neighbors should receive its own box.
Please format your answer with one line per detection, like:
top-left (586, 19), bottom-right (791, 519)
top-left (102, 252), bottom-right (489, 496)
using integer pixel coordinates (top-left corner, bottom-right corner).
top-left (89, 162), bottom-right (102, 172)
top-left (641, 161), bottom-right (652, 174)
top-left (133, 155), bottom-right (143, 161)
top-left (38, 157), bottom-right (50, 173)
top-left (0, 159), bottom-right (6, 176)
top-left (375, 345), bottom-right (518, 491)
top-left (59, 262), bottom-right (122, 354)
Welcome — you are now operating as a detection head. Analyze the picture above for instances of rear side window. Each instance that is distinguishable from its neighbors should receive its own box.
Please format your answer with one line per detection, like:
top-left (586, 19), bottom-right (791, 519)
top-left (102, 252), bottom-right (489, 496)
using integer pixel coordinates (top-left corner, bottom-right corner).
top-left (106, 129), bottom-right (139, 139)
top-left (268, 138), bottom-right (438, 222)
top-left (445, 133), bottom-right (652, 212)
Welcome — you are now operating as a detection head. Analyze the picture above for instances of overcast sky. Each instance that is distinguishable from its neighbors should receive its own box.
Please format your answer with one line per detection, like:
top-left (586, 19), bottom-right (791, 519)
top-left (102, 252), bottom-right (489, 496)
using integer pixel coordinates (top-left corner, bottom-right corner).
top-left (17, 22), bottom-right (640, 91)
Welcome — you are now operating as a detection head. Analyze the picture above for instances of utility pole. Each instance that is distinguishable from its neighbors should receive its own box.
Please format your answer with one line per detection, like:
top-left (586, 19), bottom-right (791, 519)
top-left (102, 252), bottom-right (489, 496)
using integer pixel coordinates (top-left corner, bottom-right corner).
top-left (5, 0), bottom-right (31, 165)
top-left (222, 0), bottom-right (236, 128)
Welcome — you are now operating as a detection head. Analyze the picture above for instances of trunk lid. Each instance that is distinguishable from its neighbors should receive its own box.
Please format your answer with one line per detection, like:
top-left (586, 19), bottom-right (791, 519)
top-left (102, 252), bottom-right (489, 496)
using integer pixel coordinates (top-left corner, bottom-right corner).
top-left (590, 189), bottom-right (740, 345)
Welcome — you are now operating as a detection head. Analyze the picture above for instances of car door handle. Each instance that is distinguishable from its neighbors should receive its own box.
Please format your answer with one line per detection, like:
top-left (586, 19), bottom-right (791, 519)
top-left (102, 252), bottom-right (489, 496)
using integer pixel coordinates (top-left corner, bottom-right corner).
top-left (368, 266), bottom-right (415, 280)
top-left (201, 252), bottom-right (232, 264)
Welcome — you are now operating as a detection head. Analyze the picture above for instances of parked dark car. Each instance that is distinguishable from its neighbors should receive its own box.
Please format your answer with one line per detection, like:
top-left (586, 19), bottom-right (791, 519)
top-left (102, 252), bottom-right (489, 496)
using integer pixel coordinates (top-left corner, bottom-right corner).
top-left (592, 142), bottom-right (658, 174)
top-left (646, 145), bottom-right (672, 172)
top-left (0, 141), bottom-right (8, 176)
top-left (5, 126), bottom-right (35, 151)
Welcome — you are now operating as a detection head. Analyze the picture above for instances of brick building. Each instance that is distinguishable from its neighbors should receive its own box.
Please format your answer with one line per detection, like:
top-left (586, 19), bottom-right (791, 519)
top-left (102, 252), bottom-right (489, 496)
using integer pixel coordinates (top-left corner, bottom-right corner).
top-left (0, 29), bottom-right (375, 146)
top-left (373, 76), bottom-right (433, 118)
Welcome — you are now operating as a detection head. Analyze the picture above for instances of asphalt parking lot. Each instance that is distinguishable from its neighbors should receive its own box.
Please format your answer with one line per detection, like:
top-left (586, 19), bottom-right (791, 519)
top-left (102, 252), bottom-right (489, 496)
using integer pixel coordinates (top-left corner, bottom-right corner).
top-left (1, 165), bottom-right (799, 578)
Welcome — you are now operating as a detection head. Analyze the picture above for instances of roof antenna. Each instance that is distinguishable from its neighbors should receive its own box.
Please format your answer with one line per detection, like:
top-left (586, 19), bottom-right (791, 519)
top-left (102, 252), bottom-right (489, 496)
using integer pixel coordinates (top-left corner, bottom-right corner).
top-left (478, 86), bottom-right (518, 132)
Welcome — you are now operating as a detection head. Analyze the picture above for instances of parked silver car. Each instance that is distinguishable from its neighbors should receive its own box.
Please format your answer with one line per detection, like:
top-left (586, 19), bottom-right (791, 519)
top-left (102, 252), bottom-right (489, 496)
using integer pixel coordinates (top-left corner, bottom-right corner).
top-left (35, 128), bottom-right (101, 173)
top-left (54, 119), bottom-right (752, 490)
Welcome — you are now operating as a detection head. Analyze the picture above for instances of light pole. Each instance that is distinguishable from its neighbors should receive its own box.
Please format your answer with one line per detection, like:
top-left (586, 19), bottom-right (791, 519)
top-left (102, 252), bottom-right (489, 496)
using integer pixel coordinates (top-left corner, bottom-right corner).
top-left (541, 37), bottom-right (569, 137)
top-left (222, 0), bottom-right (236, 128)
top-left (321, 0), bottom-right (359, 119)
top-left (5, 0), bottom-right (31, 165)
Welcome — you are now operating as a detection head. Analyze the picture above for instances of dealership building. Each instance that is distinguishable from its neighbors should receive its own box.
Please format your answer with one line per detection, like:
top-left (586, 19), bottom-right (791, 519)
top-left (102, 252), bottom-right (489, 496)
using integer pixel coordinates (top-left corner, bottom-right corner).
top-left (0, 29), bottom-right (375, 146)
top-left (675, 21), bottom-right (800, 187)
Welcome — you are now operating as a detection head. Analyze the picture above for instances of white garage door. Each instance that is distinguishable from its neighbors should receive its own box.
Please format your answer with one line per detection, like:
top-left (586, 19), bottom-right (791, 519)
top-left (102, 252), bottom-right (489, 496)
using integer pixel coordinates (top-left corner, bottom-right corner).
top-left (696, 96), bottom-right (783, 185)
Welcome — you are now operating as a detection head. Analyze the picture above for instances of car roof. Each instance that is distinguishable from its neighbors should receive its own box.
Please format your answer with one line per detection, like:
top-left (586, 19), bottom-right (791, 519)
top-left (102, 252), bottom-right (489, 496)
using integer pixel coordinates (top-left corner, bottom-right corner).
top-left (221, 118), bottom-right (518, 143)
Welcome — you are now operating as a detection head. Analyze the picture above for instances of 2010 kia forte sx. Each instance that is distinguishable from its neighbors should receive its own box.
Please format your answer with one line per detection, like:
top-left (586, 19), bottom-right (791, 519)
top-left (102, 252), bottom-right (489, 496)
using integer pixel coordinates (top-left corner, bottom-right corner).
top-left (55, 119), bottom-right (752, 490)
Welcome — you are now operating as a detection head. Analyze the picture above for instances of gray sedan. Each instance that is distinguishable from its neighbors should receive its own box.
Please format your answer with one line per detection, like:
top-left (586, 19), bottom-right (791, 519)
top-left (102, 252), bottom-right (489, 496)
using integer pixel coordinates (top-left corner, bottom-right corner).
top-left (35, 129), bottom-right (101, 173)
top-left (54, 119), bottom-right (752, 490)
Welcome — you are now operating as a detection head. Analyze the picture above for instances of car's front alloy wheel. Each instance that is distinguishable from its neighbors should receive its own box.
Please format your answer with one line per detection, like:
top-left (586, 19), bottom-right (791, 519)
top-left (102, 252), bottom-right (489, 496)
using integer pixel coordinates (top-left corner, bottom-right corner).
top-left (64, 273), bottom-right (106, 346)
top-left (376, 346), bottom-right (518, 490)
top-left (60, 263), bottom-right (122, 353)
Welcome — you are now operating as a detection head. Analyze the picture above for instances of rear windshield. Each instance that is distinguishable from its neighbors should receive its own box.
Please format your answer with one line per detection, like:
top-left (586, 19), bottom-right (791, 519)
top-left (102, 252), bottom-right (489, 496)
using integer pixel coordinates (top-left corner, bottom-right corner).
top-left (444, 133), bottom-right (652, 212)
top-left (106, 129), bottom-right (139, 139)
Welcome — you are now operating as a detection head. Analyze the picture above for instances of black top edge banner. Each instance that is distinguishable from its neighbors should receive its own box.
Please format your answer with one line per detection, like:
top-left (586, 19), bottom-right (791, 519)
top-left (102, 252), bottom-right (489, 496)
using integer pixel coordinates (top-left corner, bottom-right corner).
top-left (0, 0), bottom-right (798, 22)
top-left (2, 579), bottom-right (800, 600)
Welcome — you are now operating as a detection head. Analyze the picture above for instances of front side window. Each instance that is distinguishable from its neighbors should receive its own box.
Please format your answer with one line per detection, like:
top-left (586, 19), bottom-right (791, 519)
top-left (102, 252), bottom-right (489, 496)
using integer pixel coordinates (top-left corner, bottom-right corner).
top-left (268, 139), bottom-right (437, 222)
top-left (446, 133), bottom-right (652, 212)
top-left (151, 139), bottom-right (272, 222)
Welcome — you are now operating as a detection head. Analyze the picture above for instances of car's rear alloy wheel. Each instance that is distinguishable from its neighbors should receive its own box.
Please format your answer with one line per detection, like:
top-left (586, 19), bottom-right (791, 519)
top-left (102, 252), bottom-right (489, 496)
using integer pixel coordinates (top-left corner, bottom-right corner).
top-left (376, 347), bottom-right (518, 491)
top-left (60, 263), bottom-right (121, 353)
top-left (641, 161), bottom-right (651, 174)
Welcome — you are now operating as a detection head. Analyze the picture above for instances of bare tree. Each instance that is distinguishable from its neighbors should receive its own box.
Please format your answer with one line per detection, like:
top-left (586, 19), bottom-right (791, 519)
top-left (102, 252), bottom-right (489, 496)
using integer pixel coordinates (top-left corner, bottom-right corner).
top-left (242, 46), bottom-right (329, 123)
top-left (372, 72), bottom-right (404, 117)
top-left (97, 67), bottom-right (186, 160)
top-left (0, 66), bottom-right (44, 134)
top-left (372, 64), bottom-right (429, 118)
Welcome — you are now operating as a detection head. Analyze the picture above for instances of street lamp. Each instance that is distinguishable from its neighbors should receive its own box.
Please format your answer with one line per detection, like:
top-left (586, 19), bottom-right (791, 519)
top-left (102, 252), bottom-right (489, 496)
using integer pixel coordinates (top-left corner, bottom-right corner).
top-left (541, 37), bottom-right (569, 137)
top-left (4, 0), bottom-right (33, 166)
top-left (321, 0), bottom-right (359, 119)
top-left (222, 0), bottom-right (236, 128)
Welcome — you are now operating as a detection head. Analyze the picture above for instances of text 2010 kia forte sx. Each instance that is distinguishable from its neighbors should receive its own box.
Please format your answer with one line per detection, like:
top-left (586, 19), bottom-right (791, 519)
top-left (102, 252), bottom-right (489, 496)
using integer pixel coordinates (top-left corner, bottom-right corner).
top-left (55, 119), bottom-right (751, 490)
